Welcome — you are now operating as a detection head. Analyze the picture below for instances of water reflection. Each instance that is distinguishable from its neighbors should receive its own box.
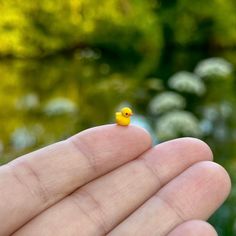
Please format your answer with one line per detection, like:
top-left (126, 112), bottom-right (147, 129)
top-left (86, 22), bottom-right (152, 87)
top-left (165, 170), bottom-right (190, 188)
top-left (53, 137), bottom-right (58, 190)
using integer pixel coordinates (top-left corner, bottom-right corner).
top-left (0, 55), bottom-right (139, 162)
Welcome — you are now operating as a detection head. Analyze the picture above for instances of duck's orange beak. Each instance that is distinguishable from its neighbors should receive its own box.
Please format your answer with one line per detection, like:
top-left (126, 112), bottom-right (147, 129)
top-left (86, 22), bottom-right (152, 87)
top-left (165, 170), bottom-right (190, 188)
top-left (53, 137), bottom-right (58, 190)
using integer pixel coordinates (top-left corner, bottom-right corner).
top-left (130, 112), bottom-right (133, 116)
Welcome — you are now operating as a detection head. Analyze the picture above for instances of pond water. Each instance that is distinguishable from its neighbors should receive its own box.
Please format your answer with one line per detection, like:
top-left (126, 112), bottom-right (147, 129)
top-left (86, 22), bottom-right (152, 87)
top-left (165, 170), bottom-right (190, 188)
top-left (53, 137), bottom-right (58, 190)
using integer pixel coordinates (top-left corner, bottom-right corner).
top-left (0, 49), bottom-right (236, 235)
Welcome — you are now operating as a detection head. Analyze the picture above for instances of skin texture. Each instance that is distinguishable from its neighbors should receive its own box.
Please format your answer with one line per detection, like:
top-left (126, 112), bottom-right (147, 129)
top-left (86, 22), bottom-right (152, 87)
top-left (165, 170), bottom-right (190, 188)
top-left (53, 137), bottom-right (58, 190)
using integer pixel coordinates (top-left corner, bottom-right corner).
top-left (167, 220), bottom-right (218, 236)
top-left (0, 125), bottom-right (231, 236)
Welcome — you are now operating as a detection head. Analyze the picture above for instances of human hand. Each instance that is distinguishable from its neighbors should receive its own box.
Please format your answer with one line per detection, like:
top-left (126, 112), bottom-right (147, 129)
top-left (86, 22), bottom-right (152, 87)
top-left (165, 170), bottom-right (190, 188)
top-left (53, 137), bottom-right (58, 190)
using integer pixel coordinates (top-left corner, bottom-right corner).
top-left (0, 125), bottom-right (230, 236)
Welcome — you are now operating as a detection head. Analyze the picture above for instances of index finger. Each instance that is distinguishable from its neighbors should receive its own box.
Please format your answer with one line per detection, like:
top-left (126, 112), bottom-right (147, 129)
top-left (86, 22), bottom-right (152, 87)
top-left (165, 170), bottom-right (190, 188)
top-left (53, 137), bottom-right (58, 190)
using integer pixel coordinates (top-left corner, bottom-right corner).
top-left (0, 124), bottom-right (151, 236)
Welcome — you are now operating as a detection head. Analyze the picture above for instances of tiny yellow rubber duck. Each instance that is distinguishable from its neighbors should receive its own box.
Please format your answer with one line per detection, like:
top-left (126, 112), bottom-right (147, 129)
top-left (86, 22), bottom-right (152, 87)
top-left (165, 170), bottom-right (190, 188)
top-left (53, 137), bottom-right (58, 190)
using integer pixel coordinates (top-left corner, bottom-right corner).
top-left (116, 107), bottom-right (133, 126)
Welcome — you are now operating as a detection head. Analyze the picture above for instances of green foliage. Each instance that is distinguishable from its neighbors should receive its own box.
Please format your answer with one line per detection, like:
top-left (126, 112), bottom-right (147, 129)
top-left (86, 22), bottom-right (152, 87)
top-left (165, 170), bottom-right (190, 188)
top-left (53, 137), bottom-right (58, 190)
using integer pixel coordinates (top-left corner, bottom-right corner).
top-left (1, 0), bottom-right (236, 61)
top-left (0, 0), bottom-right (162, 63)
top-left (159, 0), bottom-right (236, 47)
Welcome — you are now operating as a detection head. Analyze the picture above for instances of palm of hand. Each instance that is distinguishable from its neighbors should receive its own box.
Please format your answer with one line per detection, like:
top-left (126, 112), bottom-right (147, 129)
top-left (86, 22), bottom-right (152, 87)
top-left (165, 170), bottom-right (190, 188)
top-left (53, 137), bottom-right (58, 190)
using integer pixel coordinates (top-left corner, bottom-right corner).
top-left (0, 125), bottom-right (230, 236)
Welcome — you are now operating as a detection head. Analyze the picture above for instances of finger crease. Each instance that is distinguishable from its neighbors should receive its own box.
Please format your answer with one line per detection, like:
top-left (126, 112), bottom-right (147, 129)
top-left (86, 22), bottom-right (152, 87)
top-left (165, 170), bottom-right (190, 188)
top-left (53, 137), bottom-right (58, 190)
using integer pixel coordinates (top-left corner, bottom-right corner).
top-left (71, 189), bottom-right (108, 235)
top-left (157, 194), bottom-right (186, 223)
top-left (10, 160), bottom-right (50, 206)
top-left (69, 138), bottom-right (98, 173)
top-left (140, 157), bottom-right (163, 188)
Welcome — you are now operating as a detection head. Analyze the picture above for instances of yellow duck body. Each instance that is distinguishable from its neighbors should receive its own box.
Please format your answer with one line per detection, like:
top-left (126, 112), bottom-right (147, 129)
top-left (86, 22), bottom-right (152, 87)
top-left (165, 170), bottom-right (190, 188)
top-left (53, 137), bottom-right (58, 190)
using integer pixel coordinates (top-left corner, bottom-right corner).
top-left (116, 112), bottom-right (131, 126)
top-left (115, 107), bottom-right (133, 126)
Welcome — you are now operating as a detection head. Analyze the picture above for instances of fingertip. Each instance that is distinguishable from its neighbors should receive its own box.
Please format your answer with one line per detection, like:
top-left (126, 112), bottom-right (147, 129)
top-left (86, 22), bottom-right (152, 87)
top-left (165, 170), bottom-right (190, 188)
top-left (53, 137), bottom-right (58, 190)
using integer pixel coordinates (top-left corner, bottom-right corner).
top-left (184, 161), bottom-right (231, 219)
top-left (183, 138), bottom-right (213, 161)
top-left (200, 161), bottom-right (231, 201)
top-left (128, 124), bottom-right (153, 148)
top-left (162, 137), bottom-right (213, 161)
top-left (157, 160), bottom-right (231, 222)
top-left (168, 220), bottom-right (218, 236)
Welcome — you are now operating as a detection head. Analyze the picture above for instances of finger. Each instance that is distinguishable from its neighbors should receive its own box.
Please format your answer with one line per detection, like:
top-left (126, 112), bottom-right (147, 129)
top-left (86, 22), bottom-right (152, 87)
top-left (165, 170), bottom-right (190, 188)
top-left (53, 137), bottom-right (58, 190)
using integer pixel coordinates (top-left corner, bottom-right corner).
top-left (167, 220), bottom-right (217, 236)
top-left (14, 138), bottom-right (213, 236)
top-left (0, 125), bottom-right (151, 236)
top-left (108, 161), bottom-right (231, 236)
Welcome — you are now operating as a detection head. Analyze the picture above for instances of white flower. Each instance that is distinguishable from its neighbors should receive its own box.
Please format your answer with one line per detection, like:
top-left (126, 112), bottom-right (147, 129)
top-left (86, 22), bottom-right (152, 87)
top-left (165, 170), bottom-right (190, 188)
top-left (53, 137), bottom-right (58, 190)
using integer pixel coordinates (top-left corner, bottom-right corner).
top-left (11, 127), bottom-right (36, 150)
top-left (16, 93), bottom-right (39, 110)
top-left (194, 57), bottom-right (233, 78)
top-left (11, 125), bottom-right (44, 151)
top-left (78, 48), bottom-right (100, 60)
top-left (202, 106), bottom-right (218, 121)
top-left (149, 92), bottom-right (186, 115)
top-left (199, 119), bottom-right (213, 135)
top-left (168, 71), bottom-right (206, 95)
top-left (44, 98), bottom-right (77, 116)
top-left (220, 101), bottom-right (233, 118)
top-left (156, 111), bottom-right (202, 141)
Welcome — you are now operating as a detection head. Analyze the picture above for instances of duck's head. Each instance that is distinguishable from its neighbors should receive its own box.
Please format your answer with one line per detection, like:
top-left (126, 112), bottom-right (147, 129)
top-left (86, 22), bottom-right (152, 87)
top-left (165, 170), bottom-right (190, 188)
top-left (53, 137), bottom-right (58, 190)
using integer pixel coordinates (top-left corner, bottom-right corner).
top-left (121, 107), bottom-right (133, 118)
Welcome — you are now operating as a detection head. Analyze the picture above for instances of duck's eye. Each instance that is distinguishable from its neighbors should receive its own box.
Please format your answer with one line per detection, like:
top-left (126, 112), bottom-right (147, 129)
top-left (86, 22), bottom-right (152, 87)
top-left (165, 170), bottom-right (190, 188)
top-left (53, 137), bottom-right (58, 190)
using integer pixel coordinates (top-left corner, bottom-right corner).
top-left (126, 113), bottom-right (128, 115)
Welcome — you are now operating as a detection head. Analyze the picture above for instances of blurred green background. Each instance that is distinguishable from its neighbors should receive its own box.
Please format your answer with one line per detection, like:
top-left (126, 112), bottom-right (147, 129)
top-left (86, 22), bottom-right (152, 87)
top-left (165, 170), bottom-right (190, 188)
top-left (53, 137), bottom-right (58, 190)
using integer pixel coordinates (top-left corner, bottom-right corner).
top-left (0, 0), bottom-right (236, 234)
